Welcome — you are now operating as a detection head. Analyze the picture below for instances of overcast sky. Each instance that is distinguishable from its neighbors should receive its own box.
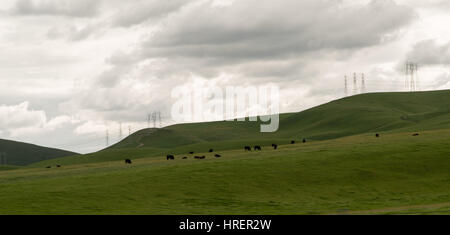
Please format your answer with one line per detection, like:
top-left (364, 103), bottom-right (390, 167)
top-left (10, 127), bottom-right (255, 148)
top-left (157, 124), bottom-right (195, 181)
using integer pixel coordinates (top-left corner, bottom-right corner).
top-left (0, 0), bottom-right (449, 153)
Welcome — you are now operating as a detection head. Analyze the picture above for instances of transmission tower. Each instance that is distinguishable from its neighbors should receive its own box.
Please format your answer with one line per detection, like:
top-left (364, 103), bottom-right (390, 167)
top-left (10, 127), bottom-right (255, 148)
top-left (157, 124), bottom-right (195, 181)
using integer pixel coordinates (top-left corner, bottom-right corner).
top-left (405, 62), bottom-right (419, 92)
top-left (119, 122), bottom-right (122, 140)
top-left (106, 130), bottom-right (109, 147)
top-left (128, 125), bottom-right (132, 136)
top-left (353, 73), bottom-right (358, 95)
top-left (361, 73), bottom-right (366, 93)
top-left (344, 75), bottom-right (348, 96)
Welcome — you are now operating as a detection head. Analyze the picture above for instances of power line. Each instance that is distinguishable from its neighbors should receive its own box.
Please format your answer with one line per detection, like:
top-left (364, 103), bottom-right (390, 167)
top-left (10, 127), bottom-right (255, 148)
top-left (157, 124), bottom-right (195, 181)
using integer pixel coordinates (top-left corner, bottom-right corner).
top-left (106, 129), bottom-right (109, 147)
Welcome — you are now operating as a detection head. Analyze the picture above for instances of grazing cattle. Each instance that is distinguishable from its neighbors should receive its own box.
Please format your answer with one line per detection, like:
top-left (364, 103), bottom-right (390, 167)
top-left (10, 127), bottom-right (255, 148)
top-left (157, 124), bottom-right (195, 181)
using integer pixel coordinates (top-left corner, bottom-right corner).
top-left (194, 156), bottom-right (206, 159)
top-left (272, 144), bottom-right (278, 150)
top-left (291, 140), bottom-right (295, 144)
top-left (182, 157), bottom-right (188, 159)
top-left (166, 155), bottom-right (175, 160)
top-left (209, 149), bottom-right (214, 152)
top-left (302, 138), bottom-right (306, 143)
top-left (214, 154), bottom-right (221, 158)
top-left (125, 159), bottom-right (132, 164)
top-left (56, 165), bottom-right (61, 168)
top-left (244, 146), bottom-right (252, 151)
top-left (412, 133), bottom-right (419, 136)
top-left (375, 133), bottom-right (380, 138)
top-left (254, 145), bottom-right (262, 151)
top-left (189, 151), bottom-right (194, 154)
top-left (46, 166), bottom-right (51, 169)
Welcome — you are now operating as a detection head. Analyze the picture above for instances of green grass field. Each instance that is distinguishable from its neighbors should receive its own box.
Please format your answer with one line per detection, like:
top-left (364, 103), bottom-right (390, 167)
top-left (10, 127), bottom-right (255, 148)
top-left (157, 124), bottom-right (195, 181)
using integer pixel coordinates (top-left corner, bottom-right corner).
top-left (0, 90), bottom-right (449, 214)
top-left (0, 129), bottom-right (449, 214)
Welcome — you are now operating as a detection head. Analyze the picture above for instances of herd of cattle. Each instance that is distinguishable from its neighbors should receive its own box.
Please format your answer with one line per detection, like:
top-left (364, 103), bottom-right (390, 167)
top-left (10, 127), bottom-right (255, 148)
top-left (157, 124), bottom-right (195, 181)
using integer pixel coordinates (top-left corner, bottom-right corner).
top-left (122, 139), bottom-right (308, 164)
top-left (44, 132), bottom-right (422, 168)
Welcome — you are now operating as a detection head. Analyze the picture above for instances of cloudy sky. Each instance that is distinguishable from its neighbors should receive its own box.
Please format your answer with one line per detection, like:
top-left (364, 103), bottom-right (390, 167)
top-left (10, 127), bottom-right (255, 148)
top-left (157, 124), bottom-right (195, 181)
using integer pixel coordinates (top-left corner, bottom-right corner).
top-left (0, 0), bottom-right (449, 153)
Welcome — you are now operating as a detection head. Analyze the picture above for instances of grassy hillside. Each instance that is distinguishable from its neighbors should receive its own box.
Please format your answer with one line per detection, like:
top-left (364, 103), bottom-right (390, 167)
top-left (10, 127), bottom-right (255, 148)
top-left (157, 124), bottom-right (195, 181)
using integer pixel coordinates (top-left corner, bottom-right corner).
top-left (0, 139), bottom-right (78, 166)
top-left (112, 89), bottom-right (450, 148)
top-left (32, 90), bottom-right (450, 167)
top-left (2, 129), bottom-right (450, 214)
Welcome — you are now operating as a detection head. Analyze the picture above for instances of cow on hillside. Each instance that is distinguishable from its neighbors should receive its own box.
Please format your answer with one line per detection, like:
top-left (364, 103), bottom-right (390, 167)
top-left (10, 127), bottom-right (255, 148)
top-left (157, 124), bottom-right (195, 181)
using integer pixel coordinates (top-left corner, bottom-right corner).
top-left (167, 155), bottom-right (175, 160)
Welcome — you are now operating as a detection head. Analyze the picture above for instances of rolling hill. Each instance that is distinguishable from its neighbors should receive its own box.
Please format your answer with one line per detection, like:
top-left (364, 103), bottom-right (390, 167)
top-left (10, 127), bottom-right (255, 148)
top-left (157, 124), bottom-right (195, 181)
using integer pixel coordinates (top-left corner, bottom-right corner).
top-left (111, 89), bottom-right (450, 149)
top-left (0, 139), bottom-right (78, 166)
top-left (30, 89), bottom-right (450, 167)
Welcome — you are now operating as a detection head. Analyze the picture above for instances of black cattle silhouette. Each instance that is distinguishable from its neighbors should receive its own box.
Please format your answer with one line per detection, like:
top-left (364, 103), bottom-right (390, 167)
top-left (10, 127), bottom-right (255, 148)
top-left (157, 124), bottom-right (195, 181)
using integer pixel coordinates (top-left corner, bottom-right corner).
top-left (166, 155), bottom-right (175, 160)
top-left (272, 144), bottom-right (278, 150)
top-left (125, 159), bottom-right (132, 164)
top-left (302, 138), bottom-right (306, 143)
top-left (244, 146), bottom-right (251, 151)
top-left (195, 156), bottom-right (206, 159)
top-left (375, 133), bottom-right (380, 138)
top-left (412, 133), bottom-right (419, 136)
top-left (214, 154), bottom-right (221, 158)
top-left (182, 157), bottom-right (188, 159)
top-left (209, 149), bottom-right (214, 152)
top-left (46, 166), bottom-right (51, 169)
top-left (56, 165), bottom-right (61, 168)
top-left (254, 145), bottom-right (262, 151)
top-left (189, 151), bottom-right (194, 154)
top-left (291, 140), bottom-right (295, 144)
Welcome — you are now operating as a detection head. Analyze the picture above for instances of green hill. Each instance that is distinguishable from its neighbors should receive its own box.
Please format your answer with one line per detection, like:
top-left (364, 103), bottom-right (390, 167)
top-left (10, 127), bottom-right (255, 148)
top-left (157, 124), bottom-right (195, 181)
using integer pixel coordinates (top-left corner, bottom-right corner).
top-left (113, 89), bottom-right (450, 148)
top-left (31, 89), bottom-right (450, 167)
top-left (0, 139), bottom-right (78, 166)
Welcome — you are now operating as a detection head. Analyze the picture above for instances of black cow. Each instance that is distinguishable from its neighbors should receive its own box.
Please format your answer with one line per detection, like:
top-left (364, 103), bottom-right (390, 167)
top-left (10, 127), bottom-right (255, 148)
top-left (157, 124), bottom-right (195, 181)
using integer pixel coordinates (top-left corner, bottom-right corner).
top-left (412, 133), bottom-right (420, 136)
top-left (56, 165), bottom-right (61, 168)
top-left (214, 154), bottom-right (221, 158)
top-left (209, 149), bottom-right (214, 152)
top-left (195, 156), bottom-right (206, 159)
top-left (302, 138), bottom-right (306, 143)
top-left (167, 155), bottom-right (175, 160)
top-left (244, 146), bottom-right (252, 151)
top-left (182, 157), bottom-right (188, 159)
top-left (272, 144), bottom-right (278, 150)
top-left (125, 159), bottom-right (132, 164)
top-left (46, 166), bottom-right (51, 169)
top-left (254, 145), bottom-right (262, 151)
top-left (189, 151), bottom-right (194, 154)
top-left (375, 133), bottom-right (380, 138)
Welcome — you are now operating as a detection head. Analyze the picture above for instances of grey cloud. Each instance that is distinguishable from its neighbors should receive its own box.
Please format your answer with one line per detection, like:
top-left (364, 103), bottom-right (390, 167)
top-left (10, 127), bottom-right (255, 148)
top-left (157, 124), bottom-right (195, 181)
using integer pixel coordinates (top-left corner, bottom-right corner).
top-left (112, 0), bottom-right (188, 27)
top-left (12, 0), bottom-right (101, 17)
top-left (406, 39), bottom-right (450, 66)
top-left (140, 0), bottom-right (416, 61)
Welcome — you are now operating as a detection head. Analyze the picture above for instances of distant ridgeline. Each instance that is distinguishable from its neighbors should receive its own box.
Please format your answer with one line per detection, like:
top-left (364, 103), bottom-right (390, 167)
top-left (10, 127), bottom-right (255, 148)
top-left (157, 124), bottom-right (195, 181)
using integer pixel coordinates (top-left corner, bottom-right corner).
top-left (0, 139), bottom-right (78, 166)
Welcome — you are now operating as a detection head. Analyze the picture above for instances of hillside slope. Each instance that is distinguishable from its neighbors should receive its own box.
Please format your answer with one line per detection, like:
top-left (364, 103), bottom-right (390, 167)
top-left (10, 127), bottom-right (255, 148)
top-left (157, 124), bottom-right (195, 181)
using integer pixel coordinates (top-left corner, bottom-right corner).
top-left (0, 139), bottom-right (78, 166)
top-left (31, 89), bottom-right (450, 166)
top-left (113, 89), bottom-right (450, 148)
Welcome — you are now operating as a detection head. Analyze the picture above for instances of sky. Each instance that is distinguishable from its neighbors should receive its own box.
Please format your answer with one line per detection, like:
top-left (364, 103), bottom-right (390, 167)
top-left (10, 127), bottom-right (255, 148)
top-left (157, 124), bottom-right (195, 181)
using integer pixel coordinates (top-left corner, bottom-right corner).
top-left (0, 0), bottom-right (449, 153)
